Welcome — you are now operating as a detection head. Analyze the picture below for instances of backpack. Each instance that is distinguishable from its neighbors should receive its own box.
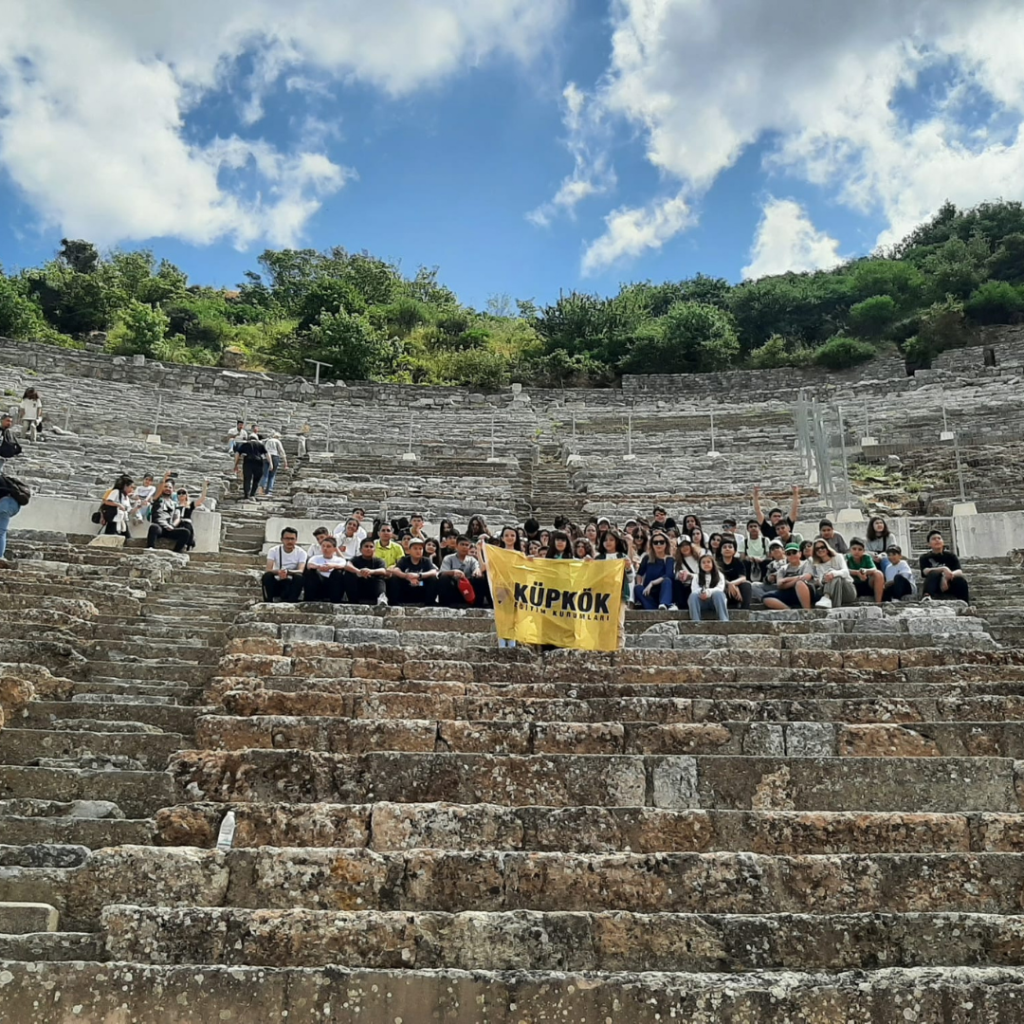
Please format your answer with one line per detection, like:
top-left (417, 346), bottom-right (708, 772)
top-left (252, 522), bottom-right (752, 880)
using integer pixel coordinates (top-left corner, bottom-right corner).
top-left (0, 433), bottom-right (22, 459)
top-left (0, 474), bottom-right (31, 506)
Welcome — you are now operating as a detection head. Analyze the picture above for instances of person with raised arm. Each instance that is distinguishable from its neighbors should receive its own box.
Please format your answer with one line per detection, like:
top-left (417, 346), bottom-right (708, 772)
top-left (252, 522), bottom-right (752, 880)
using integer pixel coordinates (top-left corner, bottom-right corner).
top-left (753, 484), bottom-right (801, 541)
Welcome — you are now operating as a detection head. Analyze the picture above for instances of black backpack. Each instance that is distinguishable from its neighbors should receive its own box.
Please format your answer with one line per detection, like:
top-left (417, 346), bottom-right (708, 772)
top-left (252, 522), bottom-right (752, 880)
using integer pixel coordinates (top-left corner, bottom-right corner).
top-left (0, 474), bottom-right (31, 506)
top-left (0, 433), bottom-right (22, 459)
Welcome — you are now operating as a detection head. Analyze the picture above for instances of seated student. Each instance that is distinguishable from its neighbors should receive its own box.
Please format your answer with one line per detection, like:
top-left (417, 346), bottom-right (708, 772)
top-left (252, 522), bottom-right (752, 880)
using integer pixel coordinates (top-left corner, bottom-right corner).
top-left (101, 474), bottom-right (136, 537)
top-left (754, 539), bottom-right (787, 602)
top-left (818, 519), bottom-right (848, 554)
top-left (717, 537), bottom-right (752, 610)
top-left (688, 554), bottom-right (729, 622)
top-left (742, 519), bottom-right (771, 581)
top-left (635, 533), bottom-right (675, 610)
top-left (573, 538), bottom-right (595, 560)
top-left (799, 539), bottom-right (814, 561)
top-left (583, 522), bottom-right (599, 547)
top-left (522, 517), bottom-right (541, 546)
top-left (526, 538), bottom-right (543, 558)
top-left (919, 530), bottom-right (970, 603)
top-left (689, 526), bottom-right (706, 556)
top-left (652, 505), bottom-right (677, 532)
top-left (809, 539), bottom-right (857, 608)
top-left (753, 484), bottom-right (800, 541)
top-left (391, 537), bottom-right (439, 606)
top-left (865, 516), bottom-right (892, 566)
top-left (334, 518), bottom-right (363, 559)
top-left (307, 526), bottom-right (330, 561)
top-left (681, 514), bottom-right (702, 538)
top-left (883, 544), bottom-right (916, 602)
top-left (470, 540), bottom-right (493, 609)
top-left (439, 530), bottom-right (459, 562)
top-left (762, 542), bottom-right (814, 610)
top-left (171, 482), bottom-right (209, 552)
top-left (439, 535), bottom-right (485, 607)
top-left (775, 520), bottom-right (803, 548)
top-left (304, 535), bottom-right (349, 603)
top-left (374, 523), bottom-right (405, 578)
top-left (147, 474), bottom-right (192, 550)
top-left (131, 474), bottom-right (157, 523)
top-left (672, 536), bottom-right (701, 608)
top-left (348, 537), bottom-right (390, 605)
top-left (467, 515), bottom-right (491, 541)
top-left (707, 532), bottom-right (724, 559)
top-left (424, 537), bottom-right (442, 567)
top-left (263, 528), bottom-right (307, 603)
top-left (721, 516), bottom-right (738, 536)
top-left (409, 514), bottom-right (428, 540)
top-left (846, 537), bottom-right (884, 604)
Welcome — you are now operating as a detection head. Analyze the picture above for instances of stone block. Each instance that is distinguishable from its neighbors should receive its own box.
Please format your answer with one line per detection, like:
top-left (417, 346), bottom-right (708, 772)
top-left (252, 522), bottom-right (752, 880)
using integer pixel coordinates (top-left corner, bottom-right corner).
top-left (785, 723), bottom-right (835, 757)
top-left (743, 723), bottom-right (785, 756)
top-left (0, 901), bottom-right (59, 934)
top-left (280, 624), bottom-right (335, 644)
top-left (650, 756), bottom-right (698, 809)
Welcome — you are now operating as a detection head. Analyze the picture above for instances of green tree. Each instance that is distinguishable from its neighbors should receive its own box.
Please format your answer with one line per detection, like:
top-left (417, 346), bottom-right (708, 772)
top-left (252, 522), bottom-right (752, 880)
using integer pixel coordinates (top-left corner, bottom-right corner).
top-left (107, 299), bottom-right (170, 356)
top-left (849, 295), bottom-right (897, 338)
top-left (58, 239), bottom-right (100, 275)
top-left (624, 302), bottom-right (739, 374)
top-left (812, 336), bottom-right (876, 370)
top-left (305, 310), bottom-right (393, 379)
top-left (987, 233), bottom-right (1024, 284)
top-left (964, 281), bottom-right (1024, 325)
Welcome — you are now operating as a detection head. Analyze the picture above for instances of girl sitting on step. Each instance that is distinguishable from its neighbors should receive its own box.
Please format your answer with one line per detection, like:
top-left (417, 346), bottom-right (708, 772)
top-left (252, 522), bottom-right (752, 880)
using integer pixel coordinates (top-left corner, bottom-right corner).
top-left (688, 554), bottom-right (729, 622)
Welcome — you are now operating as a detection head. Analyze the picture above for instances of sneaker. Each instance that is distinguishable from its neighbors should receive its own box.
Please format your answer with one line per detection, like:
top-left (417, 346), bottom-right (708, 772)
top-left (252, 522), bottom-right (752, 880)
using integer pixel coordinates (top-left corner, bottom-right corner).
top-left (815, 595), bottom-right (833, 609)
top-left (668, 604), bottom-right (679, 611)
top-left (921, 595), bottom-right (932, 602)
top-left (658, 604), bottom-right (668, 610)
top-left (377, 594), bottom-right (389, 606)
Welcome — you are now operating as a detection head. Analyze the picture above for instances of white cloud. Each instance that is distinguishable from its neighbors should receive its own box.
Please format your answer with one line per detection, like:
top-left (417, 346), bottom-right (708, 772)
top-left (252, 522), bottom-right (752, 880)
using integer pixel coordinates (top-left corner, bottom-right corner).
top-left (742, 198), bottom-right (843, 280)
top-left (0, 0), bottom-right (568, 249)
top-left (575, 0), bottom-right (1024, 272)
top-left (581, 192), bottom-right (693, 275)
top-left (528, 83), bottom-right (617, 228)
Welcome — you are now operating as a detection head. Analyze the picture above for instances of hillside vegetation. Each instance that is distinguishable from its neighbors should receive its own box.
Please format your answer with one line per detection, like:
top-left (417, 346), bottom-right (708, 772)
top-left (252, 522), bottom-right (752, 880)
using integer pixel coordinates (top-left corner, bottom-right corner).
top-left (2, 200), bottom-right (1023, 386)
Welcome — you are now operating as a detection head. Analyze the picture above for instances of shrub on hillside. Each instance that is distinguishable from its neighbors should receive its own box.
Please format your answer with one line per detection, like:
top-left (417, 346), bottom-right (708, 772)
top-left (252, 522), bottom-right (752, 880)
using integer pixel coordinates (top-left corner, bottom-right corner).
top-left (812, 336), bottom-right (876, 370)
top-left (964, 281), bottom-right (1024, 325)
top-left (748, 334), bottom-right (813, 369)
top-left (849, 295), bottom-right (897, 337)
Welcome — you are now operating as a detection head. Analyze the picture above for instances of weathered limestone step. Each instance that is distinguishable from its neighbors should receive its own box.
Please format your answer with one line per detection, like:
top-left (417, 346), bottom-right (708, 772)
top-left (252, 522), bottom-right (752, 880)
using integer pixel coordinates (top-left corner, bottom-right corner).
top-left (91, 639), bottom-right (217, 661)
top-left (195, 714), bottom-right (1024, 759)
top-left (97, 621), bottom-right (226, 642)
top-left (0, 729), bottom-right (185, 770)
top-left (168, 750), bottom-right (1024, 812)
top-left (0, 931), bottom-right (105, 963)
top-left (0, 767), bottom-right (173, 819)
top-left (156, 801), bottom-right (1024, 855)
top-left (22, 700), bottom-right (200, 734)
top-left (0, 901), bottom-right (59, 934)
top-left (2, 962), bottom-right (1023, 1024)
top-left (1, 815), bottom-right (154, 849)
top-left (218, 689), bottom-right (1024, 726)
top-left (100, 906), bottom-right (1024, 972)
top-left (87, 660), bottom-right (211, 681)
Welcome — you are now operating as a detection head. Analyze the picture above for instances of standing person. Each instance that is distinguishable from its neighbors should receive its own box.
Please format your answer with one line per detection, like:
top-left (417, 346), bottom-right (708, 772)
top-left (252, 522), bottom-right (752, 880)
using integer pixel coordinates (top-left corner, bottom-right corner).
top-left (742, 519), bottom-right (771, 582)
top-left (635, 533), bottom-right (675, 610)
top-left (688, 554), bottom-right (729, 622)
top-left (147, 475), bottom-right (191, 551)
top-left (260, 432), bottom-right (288, 496)
top-left (438, 535), bottom-right (484, 607)
top-left (227, 419), bottom-right (247, 453)
top-left (0, 471), bottom-right (28, 564)
top-left (497, 526), bottom-right (522, 553)
top-left (753, 484), bottom-right (801, 541)
top-left (718, 538), bottom-right (752, 610)
top-left (809, 539), bottom-right (857, 608)
top-left (599, 529), bottom-right (634, 649)
top-left (762, 543), bottom-right (814, 610)
top-left (234, 432), bottom-right (267, 500)
top-left (18, 388), bottom-right (43, 442)
top-left (304, 535), bottom-right (349, 604)
top-left (0, 413), bottom-right (21, 472)
top-left (574, 538), bottom-right (595, 560)
top-left (100, 474), bottom-right (136, 537)
top-left (847, 538), bottom-right (884, 604)
top-left (919, 531), bottom-right (970, 603)
top-left (392, 537), bottom-right (440, 606)
top-left (882, 544), bottom-right (916, 602)
top-left (262, 528), bottom-right (307, 603)
top-left (546, 531), bottom-right (572, 559)
top-left (171, 481), bottom-right (209, 552)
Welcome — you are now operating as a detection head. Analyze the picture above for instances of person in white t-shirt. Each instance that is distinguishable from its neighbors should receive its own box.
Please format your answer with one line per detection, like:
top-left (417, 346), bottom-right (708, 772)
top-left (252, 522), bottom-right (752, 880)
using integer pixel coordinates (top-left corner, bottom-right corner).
top-left (304, 535), bottom-right (349, 603)
top-left (260, 432), bottom-right (289, 496)
top-left (262, 528), bottom-right (307, 603)
top-left (307, 527), bottom-right (331, 561)
top-left (19, 388), bottom-right (43, 441)
top-left (131, 474), bottom-right (157, 523)
top-left (333, 517), bottom-right (364, 559)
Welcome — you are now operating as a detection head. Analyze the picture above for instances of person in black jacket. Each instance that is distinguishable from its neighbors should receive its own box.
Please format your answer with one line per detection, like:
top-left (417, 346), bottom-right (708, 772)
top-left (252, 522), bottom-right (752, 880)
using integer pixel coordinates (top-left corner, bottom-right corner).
top-left (0, 413), bottom-right (21, 473)
top-left (233, 432), bottom-right (267, 499)
top-left (919, 531), bottom-right (970, 603)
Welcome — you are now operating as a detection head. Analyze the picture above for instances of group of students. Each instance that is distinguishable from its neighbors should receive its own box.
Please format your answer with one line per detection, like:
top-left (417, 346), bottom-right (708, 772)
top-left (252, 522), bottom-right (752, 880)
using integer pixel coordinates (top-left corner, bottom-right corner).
top-left (262, 489), bottom-right (970, 621)
top-left (96, 471), bottom-right (210, 552)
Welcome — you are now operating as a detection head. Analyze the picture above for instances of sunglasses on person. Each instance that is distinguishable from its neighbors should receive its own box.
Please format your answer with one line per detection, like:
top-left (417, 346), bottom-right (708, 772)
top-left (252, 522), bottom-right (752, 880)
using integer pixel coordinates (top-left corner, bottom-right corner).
top-left (814, 544), bottom-right (827, 552)
top-left (652, 539), bottom-right (667, 546)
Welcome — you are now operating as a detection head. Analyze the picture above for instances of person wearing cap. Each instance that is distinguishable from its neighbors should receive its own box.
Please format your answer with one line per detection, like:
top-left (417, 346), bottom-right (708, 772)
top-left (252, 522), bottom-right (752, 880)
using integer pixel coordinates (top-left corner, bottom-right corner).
top-left (817, 519), bottom-right (848, 554)
top-left (919, 531), bottom-right (969, 603)
top-left (846, 537), bottom-right (884, 604)
top-left (391, 537), bottom-right (440, 606)
top-left (808, 538), bottom-right (856, 608)
top-left (882, 544), bottom-right (916, 602)
top-left (260, 431), bottom-right (288, 496)
top-left (762, 542), bottom-right (814, 610)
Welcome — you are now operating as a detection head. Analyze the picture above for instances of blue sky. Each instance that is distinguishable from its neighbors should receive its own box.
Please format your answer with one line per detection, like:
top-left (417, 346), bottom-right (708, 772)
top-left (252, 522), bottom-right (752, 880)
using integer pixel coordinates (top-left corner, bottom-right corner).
top-left (2, 0), bottom-right (1023, 311)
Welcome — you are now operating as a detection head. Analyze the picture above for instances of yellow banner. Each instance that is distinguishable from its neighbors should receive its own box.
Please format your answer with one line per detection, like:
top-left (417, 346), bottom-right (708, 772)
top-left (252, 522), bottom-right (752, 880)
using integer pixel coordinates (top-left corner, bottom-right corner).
top-left (485, 546), bottom-right (625, 651)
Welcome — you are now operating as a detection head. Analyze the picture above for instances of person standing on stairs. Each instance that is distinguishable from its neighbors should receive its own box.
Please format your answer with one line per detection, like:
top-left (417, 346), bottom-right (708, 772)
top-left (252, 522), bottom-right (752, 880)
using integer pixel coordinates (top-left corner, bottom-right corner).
top-left (18, 388), bottom-right (43, 442)
top-left (0, 413), bottom-right (21, 473)
top-left (147, 474), bottom-right (192, 552)
top-left (0, 470), bottom-right (29, 564)
top-left (234, 432), bottom-right (267, 500)
top-left (263, 527), bottom-right (307, 603)
top-left (259, 432), bottom-right (288, 496)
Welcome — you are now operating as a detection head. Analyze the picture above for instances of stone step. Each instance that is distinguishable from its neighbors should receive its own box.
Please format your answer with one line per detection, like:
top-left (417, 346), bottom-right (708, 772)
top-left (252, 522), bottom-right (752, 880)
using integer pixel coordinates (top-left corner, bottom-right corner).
top-left (0, 901), bottom-right (59, 934)
top-left (217, 689), bottom-right (1024, 726)
top-left (193, 713), bottom-right (1024, 759)
top-left (89, 639), bottom-right (216, 661)
top-left (0, 931), bottom-right (106, 962)
top-left (1, 962), bottom-right (1022, 1023)
top-left (0, 767), bottom-right (173, 819)
top-left (71, 679), bottom-right (200, 702)
top-left (1, 815), bottom-right (154, 849)
top-left (155, 801), bottom-right (1024, 855)
top-left (168, 749), bottom-right (1023, 812)
top-left (99, 906), bottom-right (1024, 972)
top-left (22, 701), bottom-right (200, 734)
top-left (0, 729), bottom-right (184, 770)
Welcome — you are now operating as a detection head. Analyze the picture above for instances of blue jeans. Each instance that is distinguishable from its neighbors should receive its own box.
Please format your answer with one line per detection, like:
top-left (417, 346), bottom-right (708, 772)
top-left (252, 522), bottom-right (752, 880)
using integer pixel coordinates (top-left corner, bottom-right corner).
top-left (260, 455), bottom-right (281, 493)
top-left (688, 589), bottom-right (729, 622)
top-left (0, 494), bottom-right (20, 559)
top-left (635, 575), bottom-right (673, 609)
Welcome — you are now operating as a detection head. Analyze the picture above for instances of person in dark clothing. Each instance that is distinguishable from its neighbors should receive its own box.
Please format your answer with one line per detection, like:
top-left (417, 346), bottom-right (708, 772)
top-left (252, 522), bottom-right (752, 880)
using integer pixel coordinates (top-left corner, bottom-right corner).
top-left (348, 537), bottom-right (389, 605)
top-left (304, 535), bottom-right (349, 603)
top-left (390, 537), bottom-right (440, 605)
top-left (919, 531), bottom-right (970, 603)
top-left (262, 528), bottom-right (306, 603)
top-left (717, 537), bottom-right (752, 609)
top-left (234, 433), bottom-right (267, 499)
top-left (147, 476), bottom-right (192, 551)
